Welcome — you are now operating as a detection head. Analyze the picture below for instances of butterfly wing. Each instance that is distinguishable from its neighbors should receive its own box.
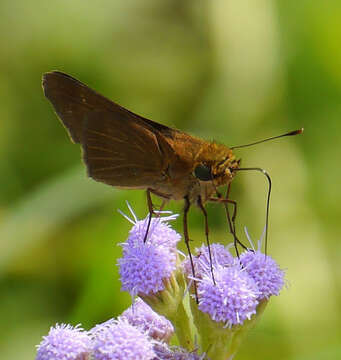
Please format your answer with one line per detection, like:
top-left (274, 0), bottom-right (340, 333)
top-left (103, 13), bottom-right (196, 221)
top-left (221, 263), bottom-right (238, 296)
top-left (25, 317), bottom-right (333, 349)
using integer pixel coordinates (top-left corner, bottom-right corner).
top-left (42, 71), bottom-right (175, 188)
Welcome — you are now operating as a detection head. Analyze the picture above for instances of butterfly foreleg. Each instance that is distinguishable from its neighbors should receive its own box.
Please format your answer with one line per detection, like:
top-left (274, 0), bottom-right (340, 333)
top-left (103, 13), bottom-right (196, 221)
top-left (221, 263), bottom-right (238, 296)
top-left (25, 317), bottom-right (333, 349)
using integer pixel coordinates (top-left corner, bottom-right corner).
top-left (197, 196), bottom-right (216, 285)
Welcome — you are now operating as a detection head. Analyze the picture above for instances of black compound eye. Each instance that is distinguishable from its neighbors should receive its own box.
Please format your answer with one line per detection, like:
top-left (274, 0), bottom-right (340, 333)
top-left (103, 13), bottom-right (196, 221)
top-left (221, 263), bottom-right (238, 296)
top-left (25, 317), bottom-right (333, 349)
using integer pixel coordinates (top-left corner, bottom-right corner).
top-left (194, 164), bottom-right (212, 181)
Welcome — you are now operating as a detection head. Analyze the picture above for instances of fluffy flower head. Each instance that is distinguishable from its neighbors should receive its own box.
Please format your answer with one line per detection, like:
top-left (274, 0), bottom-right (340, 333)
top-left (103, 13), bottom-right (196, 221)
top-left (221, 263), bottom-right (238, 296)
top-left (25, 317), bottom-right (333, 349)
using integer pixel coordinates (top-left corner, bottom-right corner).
top-left (183, 243), bottom-right (234, 279)
top-left (118, 210), bottom-right (180, 297)
top-left (197, 264), bottom-right (260, 326)
top-left (36, 324), bottom-right (92, 360)
top-left (240, 250), bottom-right (285, 299)
top-left (126, 216), bottom-right (180, 251)
top-left (92, 320), bottom-right (155, 360)
top-left (120, 298), bottom-right (174, 342)
top-left (119, 240), bottom-right (177, 296)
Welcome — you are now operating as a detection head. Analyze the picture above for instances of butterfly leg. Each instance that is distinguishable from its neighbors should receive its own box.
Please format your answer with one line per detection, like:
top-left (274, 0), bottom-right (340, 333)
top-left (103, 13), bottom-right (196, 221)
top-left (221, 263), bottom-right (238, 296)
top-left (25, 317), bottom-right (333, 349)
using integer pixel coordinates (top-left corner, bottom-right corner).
top-left (143, 189), bottom-right (168, 243)
top-left (197, 196), bottom-right (216, 285)
top-left (208, 195), bottom-right (247, 257)
top-left (224, 183), bottom-right (239, 235)
top-left (184, 196), bottom-right (199, 303)
top-left (143, 189), bottom-right (160, 243)
top-left (225, 199), bottom-right (243, 257)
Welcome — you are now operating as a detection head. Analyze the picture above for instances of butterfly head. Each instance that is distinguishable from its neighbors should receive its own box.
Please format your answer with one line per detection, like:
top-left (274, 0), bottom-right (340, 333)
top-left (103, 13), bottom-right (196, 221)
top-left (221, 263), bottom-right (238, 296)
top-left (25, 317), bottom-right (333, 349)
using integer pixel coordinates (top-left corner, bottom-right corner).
top-left (193, 143), bottom-right (240, 187)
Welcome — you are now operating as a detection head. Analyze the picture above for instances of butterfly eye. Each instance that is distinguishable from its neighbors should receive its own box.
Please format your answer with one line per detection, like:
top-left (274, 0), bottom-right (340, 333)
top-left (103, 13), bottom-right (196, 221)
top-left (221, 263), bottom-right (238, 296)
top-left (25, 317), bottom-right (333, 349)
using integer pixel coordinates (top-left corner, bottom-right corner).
top-left (194, 164), bottom-right (212, 181)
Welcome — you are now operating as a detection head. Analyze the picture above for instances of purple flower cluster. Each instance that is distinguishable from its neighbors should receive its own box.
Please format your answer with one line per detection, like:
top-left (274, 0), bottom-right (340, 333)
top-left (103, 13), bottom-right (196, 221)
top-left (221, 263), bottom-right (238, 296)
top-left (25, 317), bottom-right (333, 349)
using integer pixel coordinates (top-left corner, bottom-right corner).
top-left (92, 320), bottom-right (155, 360)
top-left (197, 264), bottom-right (259, 326)
top-left (183, 243), bottom-right (235, 279)
top-left (240, 250), bottom-right (285, 299)
top-left (183, 242), bottom-right (285, 326)
top-left (120, 298), bottom-right (174, 342)
top-left (36, 324), bottom-right (92, 360)
top-left (118, 212), bottom-right (284, 327)
top-left (191, 247), bottom-right (284, 326)
top-left (36, 303), bottom-right (197, 360)
top-left (36, 208), bottom-right (286, 359)
top-left (118, 215), bottom-right (181, 297)
top-left (126, 216), bottom-right (180, 250)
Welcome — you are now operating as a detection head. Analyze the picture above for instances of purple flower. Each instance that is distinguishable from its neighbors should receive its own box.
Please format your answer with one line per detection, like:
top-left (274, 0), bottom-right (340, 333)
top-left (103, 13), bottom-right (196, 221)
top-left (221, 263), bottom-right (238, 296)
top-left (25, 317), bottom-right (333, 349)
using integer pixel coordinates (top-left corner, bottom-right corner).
top-left (126, 216), bottom-right (180, 252)
top-left (36, 324), bottom-right (92, 360)
top-left (197, 264), bottom-right (260, 326)
top-left (120, 298), bottom-right (174, 342)
top-left (183, 244), bottom-right (234, 279)
top-left (118, 214), bottom-right (180, 297)
top-left (240, 250), bottom-right (285, 299)
top-left (90, 318), bottom-right (116, 338)
top-left (92, 320), bottom-right (155, 360)
top-left (119, 241), bottom-right (177, 296)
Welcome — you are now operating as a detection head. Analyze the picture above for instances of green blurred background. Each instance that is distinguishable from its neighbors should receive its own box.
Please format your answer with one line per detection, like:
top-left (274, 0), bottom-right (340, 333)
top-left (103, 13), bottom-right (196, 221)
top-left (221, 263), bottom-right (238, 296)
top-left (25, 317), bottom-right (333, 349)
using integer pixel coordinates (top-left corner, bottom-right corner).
top-left (1, 0), bottom-right (341, 359)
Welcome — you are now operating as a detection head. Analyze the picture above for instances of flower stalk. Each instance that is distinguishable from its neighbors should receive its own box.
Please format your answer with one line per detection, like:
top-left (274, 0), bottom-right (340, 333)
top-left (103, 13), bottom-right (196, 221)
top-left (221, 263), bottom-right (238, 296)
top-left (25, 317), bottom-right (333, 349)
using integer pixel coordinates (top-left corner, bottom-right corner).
top-left (225, 299), bottom-right (268, 359)
top-left (141, 265), bottom-right (194, 350)
top-left (190, 294), bottom-right (234, 359)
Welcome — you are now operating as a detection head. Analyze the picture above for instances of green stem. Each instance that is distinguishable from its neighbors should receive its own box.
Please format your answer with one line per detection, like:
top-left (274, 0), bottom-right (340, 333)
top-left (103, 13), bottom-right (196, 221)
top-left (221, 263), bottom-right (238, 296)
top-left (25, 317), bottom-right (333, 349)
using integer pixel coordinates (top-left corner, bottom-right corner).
top-left (141, 266), bottom-right (194, 350)
top-left (190, 295), bottom-right (233, 359)
top-left (225, 300), bottom-right (268, 359)
top-left (168, 300), bottom-right (194, 350)
top-left (191, 296), bottom-right (269, 359)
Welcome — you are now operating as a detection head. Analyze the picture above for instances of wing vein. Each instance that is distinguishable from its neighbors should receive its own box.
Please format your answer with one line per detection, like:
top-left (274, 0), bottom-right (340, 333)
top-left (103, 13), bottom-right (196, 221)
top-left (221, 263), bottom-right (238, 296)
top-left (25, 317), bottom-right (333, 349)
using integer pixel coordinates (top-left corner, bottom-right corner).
top-left (87, 130), bottom-right (126, 143)
top-left (87, 145), bottom-right (118, 154)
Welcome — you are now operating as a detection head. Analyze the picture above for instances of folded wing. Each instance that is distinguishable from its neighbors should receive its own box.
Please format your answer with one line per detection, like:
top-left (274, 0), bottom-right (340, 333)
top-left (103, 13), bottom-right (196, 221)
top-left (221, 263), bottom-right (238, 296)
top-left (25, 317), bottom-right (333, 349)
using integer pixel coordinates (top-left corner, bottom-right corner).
top-left (42, 71), bottom-right (170, 187)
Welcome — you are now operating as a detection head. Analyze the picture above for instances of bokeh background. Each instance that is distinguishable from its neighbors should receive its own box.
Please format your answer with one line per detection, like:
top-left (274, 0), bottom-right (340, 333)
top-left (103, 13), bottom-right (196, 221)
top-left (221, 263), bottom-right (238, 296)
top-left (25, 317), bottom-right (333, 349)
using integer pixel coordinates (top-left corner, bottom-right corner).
top-left (1, 1), bottom-right (341, 359)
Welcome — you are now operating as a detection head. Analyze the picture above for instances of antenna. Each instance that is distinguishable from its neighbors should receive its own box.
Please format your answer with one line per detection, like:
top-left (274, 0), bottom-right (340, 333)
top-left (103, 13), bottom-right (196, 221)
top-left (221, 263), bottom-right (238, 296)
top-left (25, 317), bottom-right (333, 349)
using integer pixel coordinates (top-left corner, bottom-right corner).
top-left (231, 128), bottom-right (304, 150)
